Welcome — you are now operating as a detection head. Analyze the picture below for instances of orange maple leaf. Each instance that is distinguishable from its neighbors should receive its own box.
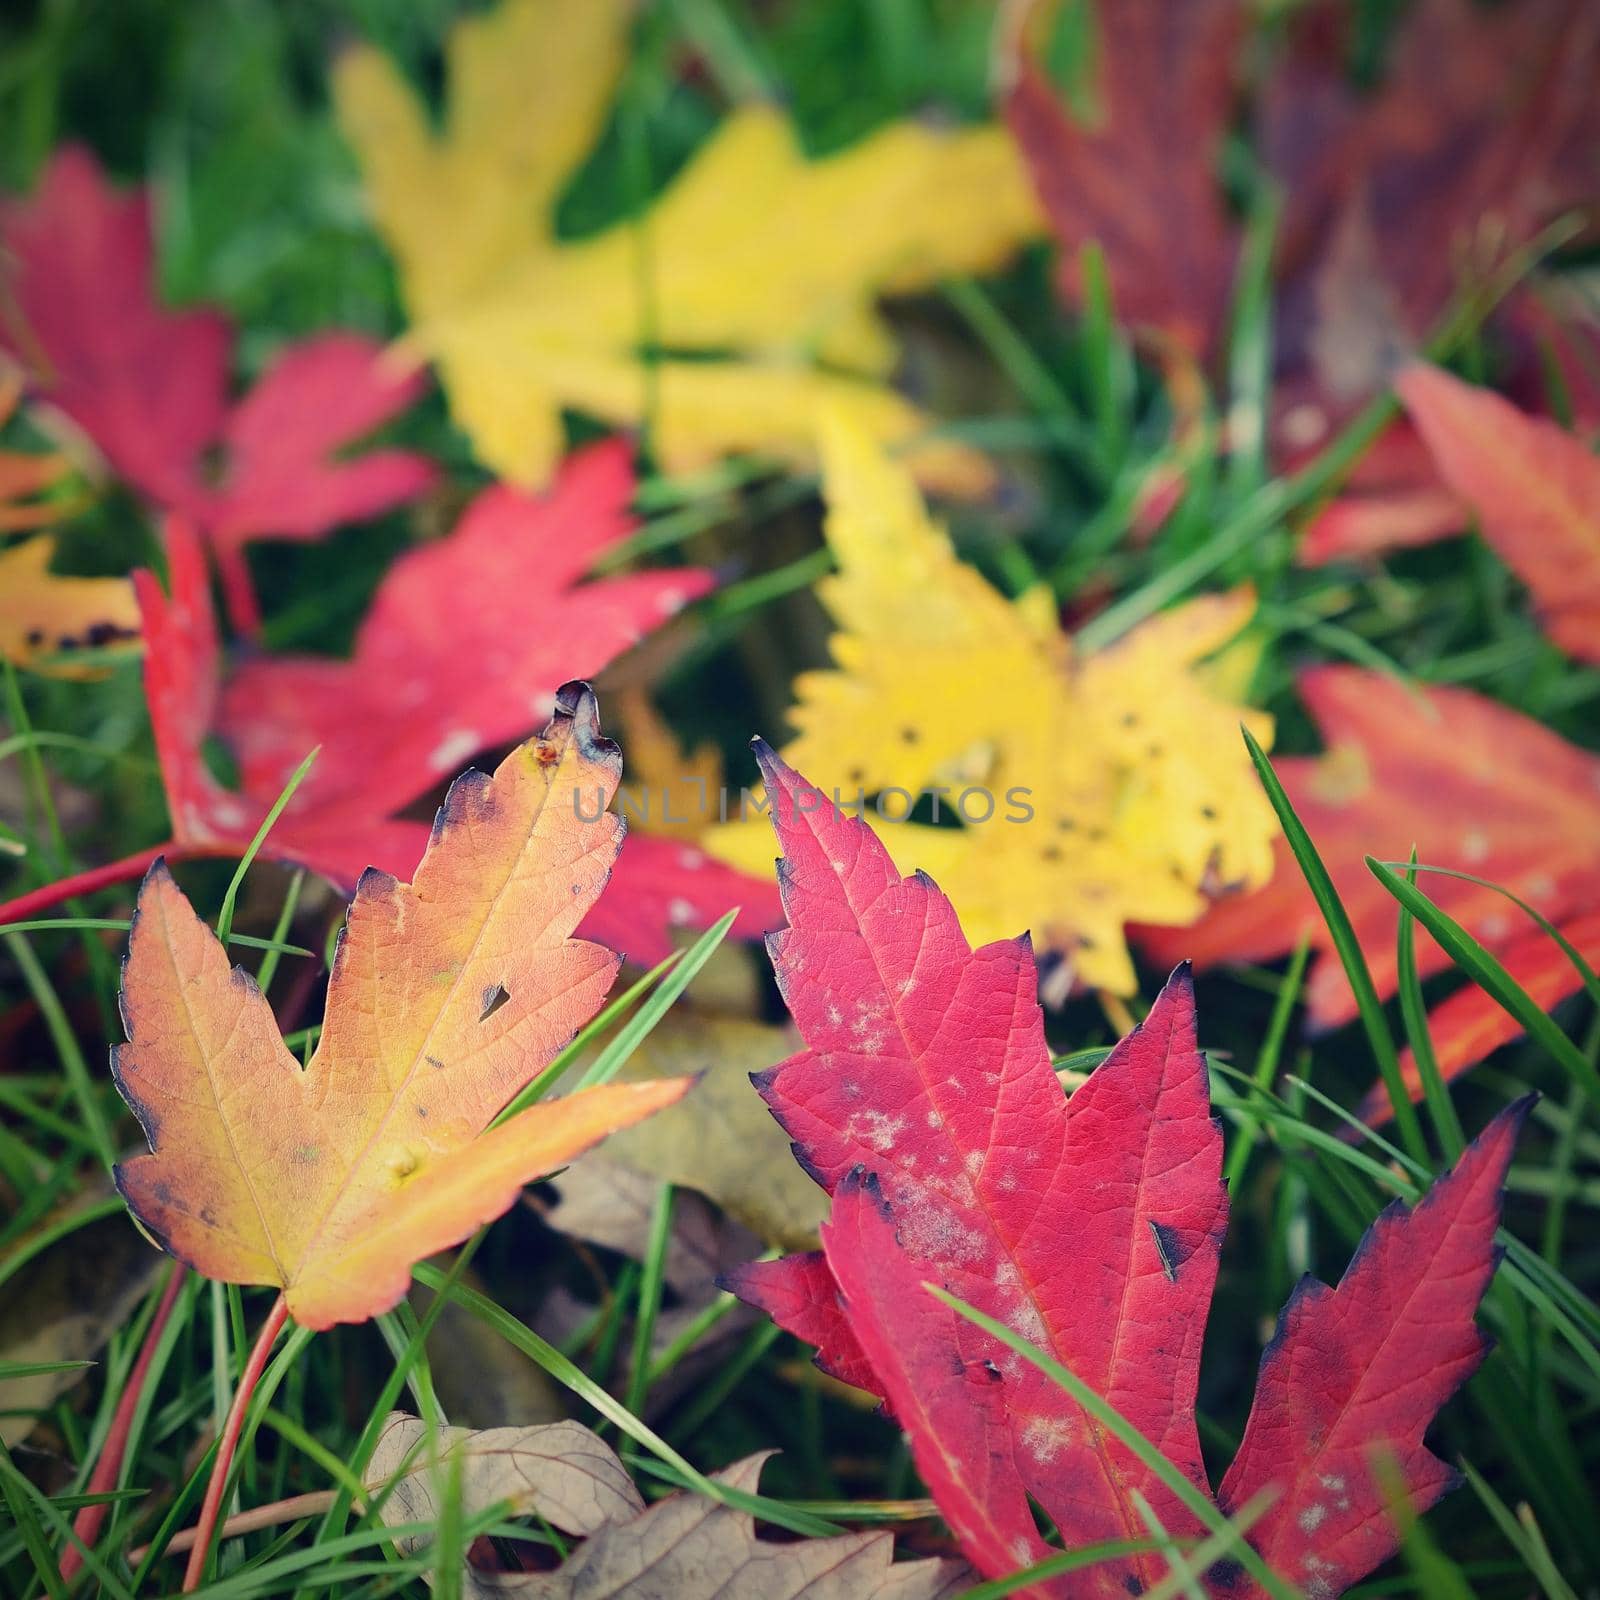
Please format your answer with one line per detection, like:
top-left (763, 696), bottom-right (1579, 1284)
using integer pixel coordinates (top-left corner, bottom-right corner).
top-left (111, 683), bottom-right (690, 1330)
top-left (1398, 362), bottom-right (1600, 666)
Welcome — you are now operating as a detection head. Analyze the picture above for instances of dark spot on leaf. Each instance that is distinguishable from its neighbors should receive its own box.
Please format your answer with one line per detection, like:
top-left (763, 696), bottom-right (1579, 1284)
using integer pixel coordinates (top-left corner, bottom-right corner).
top-left (1200, 804), bottom-right (1217, 820)
top-left (479, 983), bottom-right (510, 1022)
top-left (1042, 845), bottom-right (1062, 862)
top-left (426, 1055), bottom-right (444, 1070)
top-left (1149, 1219), bottom-right (1187, 1282)
top-left (1123, 1578), bottom-right (1145, 1596)
top-left (900, 727), bottom-right (919, 744)
top-left (416, 1104), bottom-right (428, 1118)
top-left (25, 628), bottom-right (44, 647)
top-left (1121, 712), bottom-right (1138, 728)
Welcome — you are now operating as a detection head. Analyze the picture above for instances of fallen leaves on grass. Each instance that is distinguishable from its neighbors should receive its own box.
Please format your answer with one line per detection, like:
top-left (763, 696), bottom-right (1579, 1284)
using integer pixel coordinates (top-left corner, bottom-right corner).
top-left (366, 1413), bottom-right (969, 1598)
top-left (334, 0), bottom-right (1041, 494)
top-left (0, 147), bottom-right (437, 632)
top-left (0, 446), bottom-right (773, 964)
top-left (730, 744), bottom-right (1525, 1597)
top-left (111, 684), bottom-right (689, 1329)
top-left (704, 413), bottom-right (1276, 995)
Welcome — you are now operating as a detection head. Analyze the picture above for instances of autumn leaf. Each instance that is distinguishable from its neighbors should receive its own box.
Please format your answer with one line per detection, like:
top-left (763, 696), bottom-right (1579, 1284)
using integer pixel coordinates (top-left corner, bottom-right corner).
top-left (1396, 363), bottom-right (1600, 664)
top-left (334, 0), bottom-right (1042, 495)
top-left (0, 535), bottom-right (139, 680)
top-left (111, 684), bottom-right (690, 1330)
top-left (1148, 665), bottom-right (1600, 1104)
top-left (0, 446), bottom-right (776, 965)
top-left (564, 1008), bottom-right (828, 1251)
top-left (0, 147), bottom-right (437, 632)
top-left (729, 744), bottom-right (1525, 1597)
top-left (703, 412), bottom-right (1277, 995)
top-left (1002, 0), bottom-right (1242, 358)
top-left (366, 1413), bottom-right (970, 1598)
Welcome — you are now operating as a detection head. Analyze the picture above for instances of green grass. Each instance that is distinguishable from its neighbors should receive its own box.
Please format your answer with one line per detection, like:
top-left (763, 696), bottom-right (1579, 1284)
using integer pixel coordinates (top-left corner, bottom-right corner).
top-left (1, 1), bottom-right (1597, 1596)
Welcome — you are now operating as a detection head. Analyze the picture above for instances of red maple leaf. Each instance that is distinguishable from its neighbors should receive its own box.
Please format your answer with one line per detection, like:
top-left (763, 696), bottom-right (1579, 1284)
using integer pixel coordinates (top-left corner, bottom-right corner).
top-left (0, 442), bottom-right (779, 963)
top-left (728, 744), bottom-right (1523, 1597)
top-left (1143, 666), bottom-right (1600, 1118)
top-left (0, 146), bottom-right (437, 633)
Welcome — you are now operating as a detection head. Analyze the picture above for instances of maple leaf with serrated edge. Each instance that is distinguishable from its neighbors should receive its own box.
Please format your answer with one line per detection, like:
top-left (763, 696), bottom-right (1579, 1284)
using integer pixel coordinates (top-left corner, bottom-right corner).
top-left (1144, 665), bottom-right (1600, 1120)
top-left (334, 0), bottom-right (1041, 497)
top-left (702, 412), bottom-right (1276, 996)
top-left (0, 147), bottom-right (437, 634)
top-left (111, 683), bottom-right (690, 1330)
top-left (0, 443), bottom-right (780, 965)
top-left (726, 745), bottom-right (1527, 1599)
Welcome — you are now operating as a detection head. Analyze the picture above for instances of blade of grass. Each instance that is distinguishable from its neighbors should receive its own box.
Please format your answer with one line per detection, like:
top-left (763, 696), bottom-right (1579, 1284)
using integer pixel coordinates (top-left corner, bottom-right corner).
top-left (1225, 932), bottom-right (1310, 1194)
top-left (214, 747), bottom-right (319, 946)
top-left (1242, 727), bottom-right (1428, 1163)
top-left (1366, 857), bottom-right (1600, 1116)
top-left (1396, 851), bottom-right (1466, 1160)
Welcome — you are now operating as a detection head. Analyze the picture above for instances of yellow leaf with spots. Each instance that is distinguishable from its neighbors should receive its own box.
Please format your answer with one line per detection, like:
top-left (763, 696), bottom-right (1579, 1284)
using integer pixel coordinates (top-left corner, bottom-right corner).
top-left (111, 684), bottom-right (691, 1330)
top-left (705, 417), bottom-right (1277, 995)
top-left (0, 535), bottom-right (140, 680)
top-left (334, 0), bottom-right (1043, 494)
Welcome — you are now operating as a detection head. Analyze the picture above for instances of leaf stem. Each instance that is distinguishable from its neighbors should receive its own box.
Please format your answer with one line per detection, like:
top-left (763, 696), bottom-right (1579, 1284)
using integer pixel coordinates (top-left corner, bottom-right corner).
top-left (60, 1262), bottom-right (188, 1584)
top-left (183, 1293), bottom-right (290, 1592)
top-left (0, 843), bottom-right (169, 927)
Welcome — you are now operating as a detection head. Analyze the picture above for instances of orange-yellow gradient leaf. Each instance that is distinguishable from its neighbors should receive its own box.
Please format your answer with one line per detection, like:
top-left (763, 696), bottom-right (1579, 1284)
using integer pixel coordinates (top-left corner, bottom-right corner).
top-left (112, 684), bottom-right (691, 1330)
top-left (704, 414), bottom-right (1277, 995)
top-left (0, 535), bottom-right (140, 679)
top-left (333, 0), bottom-right (1042, 495)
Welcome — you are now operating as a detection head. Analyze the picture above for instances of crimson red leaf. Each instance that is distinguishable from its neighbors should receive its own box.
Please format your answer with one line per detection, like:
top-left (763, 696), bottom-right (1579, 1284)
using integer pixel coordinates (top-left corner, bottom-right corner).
top-left (219, 442), bottom-right (706, 818)
top-left (822, 1171), bottom-right (1054, 1587)
top-left (733, 745), bottom-right (1524, 1597)
top-left (731, 743), bottom-right (1225, 1591)
top-left (0, 147), bottom-right (436, 632)
top-left (1003, 0), bottom-right (1241, 356)
top-left (1216, 1099), bottom-right (1529, 1598)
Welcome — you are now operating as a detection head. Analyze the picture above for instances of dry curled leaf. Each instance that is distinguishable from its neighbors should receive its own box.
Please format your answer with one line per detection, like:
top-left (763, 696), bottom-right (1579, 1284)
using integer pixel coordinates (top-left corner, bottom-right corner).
top-left (111, 684), bottom-right (690, 1329)
top-left (564, 1009), bottom-right (828, 1252)
top-left (366, 1413), bottom-right (969, 1599)
top-left (334, 0), bottom-right (1042, 495)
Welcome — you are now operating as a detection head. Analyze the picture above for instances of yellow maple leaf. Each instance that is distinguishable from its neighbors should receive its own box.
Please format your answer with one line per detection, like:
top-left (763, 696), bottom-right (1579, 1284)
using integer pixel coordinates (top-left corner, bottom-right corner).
top-left (705, 415), bottom-right (1278, 995)
top-left (112, 685), bottom-right (690, 1330)
top-left (0, 535), bottom-right (140, 680)
top-left (334, 0), bottom-right (1043, 494)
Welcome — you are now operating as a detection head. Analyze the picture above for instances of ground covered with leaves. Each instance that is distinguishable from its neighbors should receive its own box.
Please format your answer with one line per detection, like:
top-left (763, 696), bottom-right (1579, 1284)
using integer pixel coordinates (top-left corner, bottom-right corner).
top-left (0, 2), bottom-right (1597, 1597)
